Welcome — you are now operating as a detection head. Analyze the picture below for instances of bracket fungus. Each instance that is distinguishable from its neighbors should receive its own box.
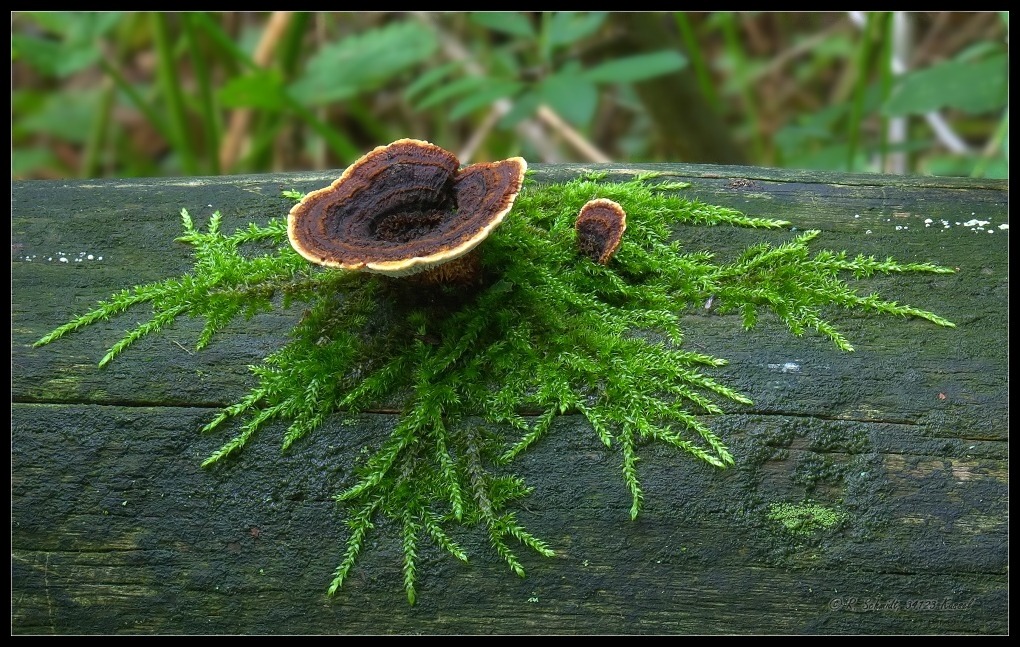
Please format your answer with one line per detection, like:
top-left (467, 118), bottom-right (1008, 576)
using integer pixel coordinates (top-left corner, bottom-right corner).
top-left (575, 198), bottom-right (627, 265)
top-left (288, 138), bottom-right (526, 283)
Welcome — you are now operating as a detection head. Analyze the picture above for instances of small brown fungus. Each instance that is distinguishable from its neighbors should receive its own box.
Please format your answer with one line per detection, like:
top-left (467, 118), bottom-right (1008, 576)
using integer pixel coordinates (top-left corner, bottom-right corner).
top-left (575, 198), bottom-right (627, 265)
top-left (287, 138), bottom-right (527, 283)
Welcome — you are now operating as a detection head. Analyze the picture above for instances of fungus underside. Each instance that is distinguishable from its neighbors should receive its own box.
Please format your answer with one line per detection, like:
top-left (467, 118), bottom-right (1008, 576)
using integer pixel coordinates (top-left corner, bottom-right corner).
top-left (35, 173), bottom-right (955, 605)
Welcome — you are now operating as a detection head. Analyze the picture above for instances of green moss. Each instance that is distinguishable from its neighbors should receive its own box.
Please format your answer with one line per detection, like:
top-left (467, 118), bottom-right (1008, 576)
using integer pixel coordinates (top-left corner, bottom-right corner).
top-left (34, 172), bottom-right (954, 604)
top-left (767, 502), bottom-right (848, 535)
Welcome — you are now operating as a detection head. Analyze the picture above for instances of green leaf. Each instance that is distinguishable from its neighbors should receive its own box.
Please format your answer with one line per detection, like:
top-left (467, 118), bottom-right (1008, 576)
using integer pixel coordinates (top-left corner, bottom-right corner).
top-left (583, 50), bottom-right (687, 83)
top-left (470, 12), bottom-right (536, 39)
top-left (953, 41), bottom-right (1004, 63)
top-left (12, 146), bottom-right (59, 178)
top-left (17, 11), bottom-right (72, 33)
top-left (811, 33), bottom-right (856, 60)
top-left (780, 142), bottom-right (873, 173)
top-left (414, 76), bottom-right (488, 111)
top-left (289, 22), bottom-right (437, 106)
top-left (490, 47), bottom-right (523, 78)
top-left (13, 12), bottom-right (123, 77)
top-left (219, 69), bottom-right (288, 110)
top-left (11, 35), bottom-right (63, 76)
top-left (773, 102), bottom-right (855, 154)
top-left (546, 12), bottom-right (607, 49)
top-left (539, 71), bottom-right (599, 127)
top-left (15, 90), bottom-right (101, 142)
top-left (922, 153), bottom-right (1008, 179)
top-left (498, 90), bottom-right (541, 129)
top-left (884, 54), bottom-right (1007, 116)
top-left (404, 61), bottom-right (462, 103)
top-left (449, 80), bottom-right (524, 120)
top-left (68, 12), bottom-right (123, 41)
top-left (20, 11), bottom-right (122, 39)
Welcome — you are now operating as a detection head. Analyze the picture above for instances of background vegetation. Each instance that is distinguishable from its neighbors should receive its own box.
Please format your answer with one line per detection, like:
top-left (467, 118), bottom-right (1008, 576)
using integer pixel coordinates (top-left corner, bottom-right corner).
top-left (11, 11), bottom-right (1009, 180)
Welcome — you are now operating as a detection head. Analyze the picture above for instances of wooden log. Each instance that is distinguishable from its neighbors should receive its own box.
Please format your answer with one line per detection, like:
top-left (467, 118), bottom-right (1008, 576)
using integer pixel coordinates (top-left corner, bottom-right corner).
top-left (12, 164), bottom-right (1007, 634)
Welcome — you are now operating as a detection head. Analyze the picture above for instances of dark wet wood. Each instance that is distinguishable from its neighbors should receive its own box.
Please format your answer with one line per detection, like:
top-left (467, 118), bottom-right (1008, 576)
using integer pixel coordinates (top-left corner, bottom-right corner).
top-left (12, 164), bottom-right (1007, 634)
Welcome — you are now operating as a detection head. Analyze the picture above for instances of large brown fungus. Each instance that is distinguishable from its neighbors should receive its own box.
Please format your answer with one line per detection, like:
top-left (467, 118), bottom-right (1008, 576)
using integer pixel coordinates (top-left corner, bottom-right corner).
top-left (288, 139), bottom-right (526, 282)
top-left (575, 198), bottom-right (627, 265)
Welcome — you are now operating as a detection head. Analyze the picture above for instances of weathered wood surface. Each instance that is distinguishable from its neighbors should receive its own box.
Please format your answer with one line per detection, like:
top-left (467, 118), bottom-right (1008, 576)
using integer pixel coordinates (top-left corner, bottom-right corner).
top-left (12, 164), bottom-right (1008, 635)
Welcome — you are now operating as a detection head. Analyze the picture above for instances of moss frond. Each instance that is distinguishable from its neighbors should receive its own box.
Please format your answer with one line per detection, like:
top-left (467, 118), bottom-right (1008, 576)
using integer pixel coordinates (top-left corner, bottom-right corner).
top-left (37, 176), bottom-right (955, 604)
top-left (35, 209), bottom-right (316, 357)
top-left (401, 510), bottom-right (420, 605)
top-left (327, 495), bottom-right (382, 597)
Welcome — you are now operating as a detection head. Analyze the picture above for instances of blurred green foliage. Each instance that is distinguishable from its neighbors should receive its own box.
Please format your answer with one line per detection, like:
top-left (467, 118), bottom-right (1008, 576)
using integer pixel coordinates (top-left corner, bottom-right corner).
top-left (410, 13), bottom-right (686, 129)
top-left (287, 22), bottom-right (438, 106)
top-left (11, 11), bottom-right (1009, 179)
top-left (884, 49), bottom-right (1006, 116)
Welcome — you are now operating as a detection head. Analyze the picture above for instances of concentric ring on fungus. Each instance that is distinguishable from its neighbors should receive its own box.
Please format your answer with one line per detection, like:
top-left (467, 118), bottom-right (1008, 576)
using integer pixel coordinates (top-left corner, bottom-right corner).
top-left (287, 139), bottom-right (527, 280)
top-left (575, 198), bottom-right (627, 265)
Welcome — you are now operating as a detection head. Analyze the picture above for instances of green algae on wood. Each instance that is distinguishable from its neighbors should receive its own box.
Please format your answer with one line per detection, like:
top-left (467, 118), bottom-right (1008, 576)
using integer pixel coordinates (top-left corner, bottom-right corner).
top-left (767, 502), bottom-right (848, 536)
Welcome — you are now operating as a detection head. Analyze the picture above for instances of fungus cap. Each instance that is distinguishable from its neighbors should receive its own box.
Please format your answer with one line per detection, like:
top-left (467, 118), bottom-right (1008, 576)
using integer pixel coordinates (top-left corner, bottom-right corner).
top-left (575, 198), bottom-right (627, 265)
top-left (287, 138), bottom-right (527, 277)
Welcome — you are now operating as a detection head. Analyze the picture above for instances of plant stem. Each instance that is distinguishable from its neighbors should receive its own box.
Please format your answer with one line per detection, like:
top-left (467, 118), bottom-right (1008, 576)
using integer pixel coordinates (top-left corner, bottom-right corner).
top-left (82, 77), bottom-right (115, 178)
top-left (182, 13), bottom-right (221, 175)
top-left (970, 109), bottom-right (1008, 178)
top-left (719, 13), bottom-right (764, 163)
top-left (846, 12), bottom-right (882, 172)
top-left (152, 13), bottom-right (199, 175)
top-left (99, 57), bottom-right (173, 150)
top-left (673, 13), bottom-right (721, 114)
